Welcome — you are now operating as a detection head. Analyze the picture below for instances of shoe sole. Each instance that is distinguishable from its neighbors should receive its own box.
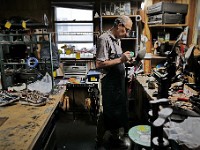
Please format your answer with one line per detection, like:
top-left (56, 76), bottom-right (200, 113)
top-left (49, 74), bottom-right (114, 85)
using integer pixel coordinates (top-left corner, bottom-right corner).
top-left (0, 97), bottom-right (20, 106)
top-left (19, 100), bottom-right (46, 106)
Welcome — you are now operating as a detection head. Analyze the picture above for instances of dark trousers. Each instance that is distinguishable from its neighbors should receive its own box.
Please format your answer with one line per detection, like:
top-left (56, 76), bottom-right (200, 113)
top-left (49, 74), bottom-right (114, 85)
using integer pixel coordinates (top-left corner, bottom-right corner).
top-left (96, 112), bottom-right (129, 142)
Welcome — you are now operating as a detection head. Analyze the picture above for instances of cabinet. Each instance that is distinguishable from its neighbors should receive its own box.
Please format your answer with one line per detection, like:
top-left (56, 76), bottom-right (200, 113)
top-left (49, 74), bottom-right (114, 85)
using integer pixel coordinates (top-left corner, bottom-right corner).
top-left (0, 32), bottom-right (55, 90)
top-left (94, 0), bottom-right (143, 55)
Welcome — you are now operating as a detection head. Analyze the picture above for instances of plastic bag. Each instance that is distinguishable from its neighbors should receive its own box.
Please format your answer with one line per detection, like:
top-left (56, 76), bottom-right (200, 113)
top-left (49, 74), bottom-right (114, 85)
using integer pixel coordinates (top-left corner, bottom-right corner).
top-left (27, 72), bottom-right (53, 94)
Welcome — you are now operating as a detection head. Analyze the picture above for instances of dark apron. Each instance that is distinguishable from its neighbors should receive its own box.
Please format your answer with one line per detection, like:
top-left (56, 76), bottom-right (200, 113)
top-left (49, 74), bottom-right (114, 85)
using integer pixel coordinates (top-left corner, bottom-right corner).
top-left (101, 54), bottom-right (128, 130)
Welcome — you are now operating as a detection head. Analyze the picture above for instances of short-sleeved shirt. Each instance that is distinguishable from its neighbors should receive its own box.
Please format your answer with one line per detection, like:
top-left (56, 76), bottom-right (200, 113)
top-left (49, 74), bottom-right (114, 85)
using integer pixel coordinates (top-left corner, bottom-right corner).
top-left (96, 30), bottom-right (123, 75)
top-left (96, 31), bottom-right (127, 129)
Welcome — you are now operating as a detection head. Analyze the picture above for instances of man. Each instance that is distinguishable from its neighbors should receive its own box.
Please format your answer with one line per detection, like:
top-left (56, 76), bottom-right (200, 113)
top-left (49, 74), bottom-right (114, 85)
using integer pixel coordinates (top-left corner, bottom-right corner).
top-left (95, 15), bottom-right (133, 149)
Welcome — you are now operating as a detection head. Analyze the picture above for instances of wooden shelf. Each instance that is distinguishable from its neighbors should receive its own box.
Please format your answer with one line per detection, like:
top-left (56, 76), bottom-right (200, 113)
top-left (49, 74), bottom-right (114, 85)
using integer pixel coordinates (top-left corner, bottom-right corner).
top-left (95, 15), bottom-right (138, 19)
top-left (0, 23), bottom-right (47, 29)
top-left (151, 55), bottom-right (167, 59)
top-left (60, 58), bottom-right (95, 61)
top-left (121, 37), bottom-right (137, 40)
top-left (158, 40), bottom-right (176, 45)
top-left (0, 41), bottom-right (50, 45)
top-left (143, 54), bottom-right (167, 60)
top-left (149, 24), bottom-right (188, 28)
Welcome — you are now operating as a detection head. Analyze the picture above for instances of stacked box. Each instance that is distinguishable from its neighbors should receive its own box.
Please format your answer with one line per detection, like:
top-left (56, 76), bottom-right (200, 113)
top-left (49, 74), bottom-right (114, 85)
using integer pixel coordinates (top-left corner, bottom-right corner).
top-left (147, 2), bottom-right (188, 24)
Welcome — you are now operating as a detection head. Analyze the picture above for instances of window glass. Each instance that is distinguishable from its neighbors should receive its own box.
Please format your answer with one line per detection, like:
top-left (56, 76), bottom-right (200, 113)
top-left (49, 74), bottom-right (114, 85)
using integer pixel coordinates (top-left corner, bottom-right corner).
top-left (55, 23), bottom-right (93, 42)
top-left (55, 7), bottom-right (93, 21)
top-left (54, 7), bottom-right (93, 50)
top-left (57, 43), bottom-right (94, 51)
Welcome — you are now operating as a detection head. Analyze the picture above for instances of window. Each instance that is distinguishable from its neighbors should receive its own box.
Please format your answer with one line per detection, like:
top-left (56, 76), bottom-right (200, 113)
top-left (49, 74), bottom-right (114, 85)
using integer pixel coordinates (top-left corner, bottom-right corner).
top-left (54, 7), bottom-right (94, 51)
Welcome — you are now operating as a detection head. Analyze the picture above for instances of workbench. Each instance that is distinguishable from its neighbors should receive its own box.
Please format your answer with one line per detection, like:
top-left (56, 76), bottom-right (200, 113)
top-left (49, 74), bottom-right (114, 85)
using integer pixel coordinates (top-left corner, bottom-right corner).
top-left (131, 74), bottom-right (193, 123)
top-left (130, 75), bottom-right (154, 123)
top-left (131, 75), bottom-right (200, 149)
top-left (0, 88), bottom-right (65, 150)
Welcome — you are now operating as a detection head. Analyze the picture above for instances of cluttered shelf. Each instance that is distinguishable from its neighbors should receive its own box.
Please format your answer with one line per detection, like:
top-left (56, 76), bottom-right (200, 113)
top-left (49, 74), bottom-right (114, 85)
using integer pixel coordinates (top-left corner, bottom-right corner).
top-left (94, 15), bottom-right (140, 19)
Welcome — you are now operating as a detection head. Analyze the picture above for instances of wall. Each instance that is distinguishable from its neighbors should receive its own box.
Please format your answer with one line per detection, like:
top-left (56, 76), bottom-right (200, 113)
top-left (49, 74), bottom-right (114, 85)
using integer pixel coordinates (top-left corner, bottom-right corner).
top-left (0, 0), bottom-right (197, 43)
top-left (0, 0), bottom-right (51, 28)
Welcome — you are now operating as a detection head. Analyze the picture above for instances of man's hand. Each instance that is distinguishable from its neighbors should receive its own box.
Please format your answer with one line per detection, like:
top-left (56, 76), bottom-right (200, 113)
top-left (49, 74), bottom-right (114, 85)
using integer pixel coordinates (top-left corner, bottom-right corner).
top-left (120, 51), bottom-right (131, 63)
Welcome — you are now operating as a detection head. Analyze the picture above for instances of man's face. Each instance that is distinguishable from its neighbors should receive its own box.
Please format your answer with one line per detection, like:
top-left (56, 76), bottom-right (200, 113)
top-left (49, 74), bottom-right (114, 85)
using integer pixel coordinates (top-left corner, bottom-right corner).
top-left (117, 21), bottom-right (132, 39)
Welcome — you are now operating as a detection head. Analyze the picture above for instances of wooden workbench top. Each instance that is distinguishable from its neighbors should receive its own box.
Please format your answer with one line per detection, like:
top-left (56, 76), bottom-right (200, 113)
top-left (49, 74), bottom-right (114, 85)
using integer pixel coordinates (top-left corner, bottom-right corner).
top-left (135, 75), bottom-right (157, 100)
top-left (0, 88), bottom-right (65, 150)
top-left (136, 75), bottom-right (191, 107)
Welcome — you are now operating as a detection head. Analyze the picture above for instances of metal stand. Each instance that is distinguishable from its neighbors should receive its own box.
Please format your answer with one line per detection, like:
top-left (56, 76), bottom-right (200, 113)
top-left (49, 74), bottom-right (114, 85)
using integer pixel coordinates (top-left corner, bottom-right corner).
top-left (152, 107), bottom-right (173, 150)
top-left (148, 98), bottom-right (170, 147)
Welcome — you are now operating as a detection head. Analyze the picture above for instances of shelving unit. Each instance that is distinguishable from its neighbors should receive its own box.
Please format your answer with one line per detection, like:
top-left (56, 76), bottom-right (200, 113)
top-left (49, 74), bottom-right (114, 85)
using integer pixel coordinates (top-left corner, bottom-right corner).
top-left (148, 24), bottom-right (188, 28)
top-left (94, 1), bottom-right (142, 56)
top-left (143, 23), bottom-right (188, 72)
top-left (143, 0), bottom-right (191, 73)
top-left (0, 32), bottom-right (55, 90)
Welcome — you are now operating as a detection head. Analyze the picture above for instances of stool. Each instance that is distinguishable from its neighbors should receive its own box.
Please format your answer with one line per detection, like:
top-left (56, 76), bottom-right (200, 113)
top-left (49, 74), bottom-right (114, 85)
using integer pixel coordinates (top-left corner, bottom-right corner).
top-left (152, 107), bottom-right (173, 150)
top-left (128, 125), bottom-right (151, 150)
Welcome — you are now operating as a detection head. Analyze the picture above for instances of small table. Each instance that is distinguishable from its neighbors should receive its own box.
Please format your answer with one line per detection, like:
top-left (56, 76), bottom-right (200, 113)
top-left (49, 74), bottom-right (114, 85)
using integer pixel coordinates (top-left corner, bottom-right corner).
top-left (128, 125), bottom-right (151, 149)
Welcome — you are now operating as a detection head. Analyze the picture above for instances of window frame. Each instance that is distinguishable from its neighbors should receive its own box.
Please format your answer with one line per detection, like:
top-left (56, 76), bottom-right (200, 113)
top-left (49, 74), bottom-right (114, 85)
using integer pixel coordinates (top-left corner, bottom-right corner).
top-left (53, 6), bottom-right (94, 50)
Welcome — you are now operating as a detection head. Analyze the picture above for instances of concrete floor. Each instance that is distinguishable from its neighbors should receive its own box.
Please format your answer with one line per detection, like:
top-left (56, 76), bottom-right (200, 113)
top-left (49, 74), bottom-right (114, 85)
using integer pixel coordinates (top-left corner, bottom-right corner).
top-left (55, 109), bottom-right (97, 150)
top-left (55, 107), bottom-right (134, 150)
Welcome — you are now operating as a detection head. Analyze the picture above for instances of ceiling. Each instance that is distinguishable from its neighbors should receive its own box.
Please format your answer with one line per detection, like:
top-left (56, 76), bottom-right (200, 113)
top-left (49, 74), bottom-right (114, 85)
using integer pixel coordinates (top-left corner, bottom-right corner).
top-left (51, 1), bottom-right (95, 10)
top-left (51, 0), bottom-right (144, 10)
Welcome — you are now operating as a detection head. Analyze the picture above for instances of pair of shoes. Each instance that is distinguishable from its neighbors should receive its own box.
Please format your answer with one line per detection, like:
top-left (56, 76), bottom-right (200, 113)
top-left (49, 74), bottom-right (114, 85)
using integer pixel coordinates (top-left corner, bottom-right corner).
top-left (19, 96), bottom-right (47, 106)
top-left (19, 90), bottom-right (47, 106)
top-left (109, 137), bottom-right (129, 149)
top-left (0, 91), bottom-right (20, 106)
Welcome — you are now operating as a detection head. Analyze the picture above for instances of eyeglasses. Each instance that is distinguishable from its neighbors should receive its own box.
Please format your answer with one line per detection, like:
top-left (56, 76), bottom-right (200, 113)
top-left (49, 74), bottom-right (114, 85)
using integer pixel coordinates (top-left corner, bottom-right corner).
top-left (122, 24), bottom-right (131, 34)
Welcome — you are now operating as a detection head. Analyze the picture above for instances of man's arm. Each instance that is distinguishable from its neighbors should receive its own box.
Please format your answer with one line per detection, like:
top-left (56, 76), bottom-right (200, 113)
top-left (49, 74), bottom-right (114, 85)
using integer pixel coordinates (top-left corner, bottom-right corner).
top-left (96, 51), bottom-right (131, 69)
